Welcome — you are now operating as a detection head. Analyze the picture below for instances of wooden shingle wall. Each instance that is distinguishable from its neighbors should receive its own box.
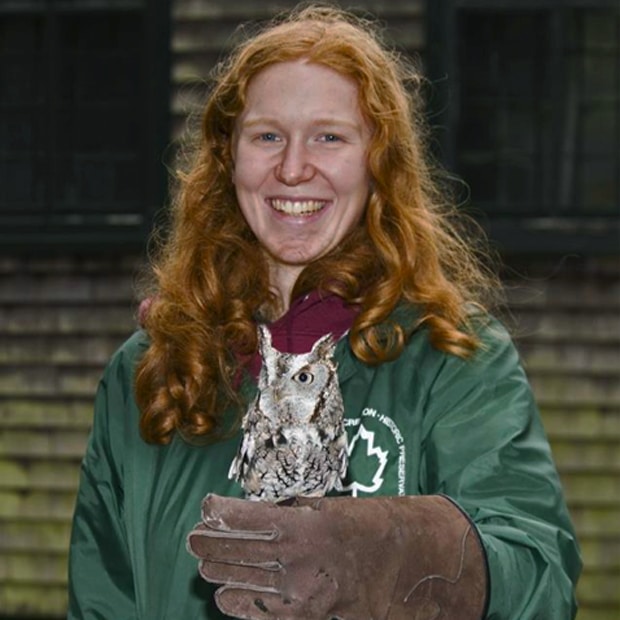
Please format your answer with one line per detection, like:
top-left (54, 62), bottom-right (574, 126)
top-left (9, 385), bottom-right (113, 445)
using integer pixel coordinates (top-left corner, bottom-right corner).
top-left (0, 1), bottom-right (618, 618)
top-left (0, 256), bottom-right (141, 616)
top-left (504, 258), bottom-right (620, 620)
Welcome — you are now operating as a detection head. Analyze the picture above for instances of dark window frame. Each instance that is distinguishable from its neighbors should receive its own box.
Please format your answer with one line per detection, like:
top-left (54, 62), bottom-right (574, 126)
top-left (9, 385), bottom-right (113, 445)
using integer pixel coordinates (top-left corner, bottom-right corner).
top-left (0, 0), bottom-right (170, 254)
top-left (426, 0), bottom-right (620, 255)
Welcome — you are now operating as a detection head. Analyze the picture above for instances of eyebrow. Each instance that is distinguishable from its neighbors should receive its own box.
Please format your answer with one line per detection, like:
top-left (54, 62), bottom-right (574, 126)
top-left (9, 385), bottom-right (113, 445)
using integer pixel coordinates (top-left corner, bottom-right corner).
top-left (239, 117), bottom-right (365, 133)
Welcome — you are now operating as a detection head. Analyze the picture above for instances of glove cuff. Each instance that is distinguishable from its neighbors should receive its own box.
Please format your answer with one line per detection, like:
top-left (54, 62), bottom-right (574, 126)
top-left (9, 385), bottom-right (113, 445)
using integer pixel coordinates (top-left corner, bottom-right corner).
top-left (390, 494), bottom-right (489, 620)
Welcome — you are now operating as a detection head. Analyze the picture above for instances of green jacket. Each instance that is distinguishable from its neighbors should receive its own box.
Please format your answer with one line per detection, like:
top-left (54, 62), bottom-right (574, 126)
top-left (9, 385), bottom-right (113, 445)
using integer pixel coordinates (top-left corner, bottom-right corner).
top-left (68, 316), bottom-right (581, 619)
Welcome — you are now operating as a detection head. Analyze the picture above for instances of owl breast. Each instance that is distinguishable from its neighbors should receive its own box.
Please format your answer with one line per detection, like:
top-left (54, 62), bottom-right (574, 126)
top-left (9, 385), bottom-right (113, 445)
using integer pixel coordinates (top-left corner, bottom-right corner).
top-left (228, 325), bottom-right (348, 501)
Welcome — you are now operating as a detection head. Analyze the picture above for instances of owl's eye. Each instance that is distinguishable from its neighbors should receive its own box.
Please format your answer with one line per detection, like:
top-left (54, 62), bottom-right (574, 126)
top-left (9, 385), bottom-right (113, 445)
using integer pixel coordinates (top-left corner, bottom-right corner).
top-left (293, 370), bottom-right (314, 385)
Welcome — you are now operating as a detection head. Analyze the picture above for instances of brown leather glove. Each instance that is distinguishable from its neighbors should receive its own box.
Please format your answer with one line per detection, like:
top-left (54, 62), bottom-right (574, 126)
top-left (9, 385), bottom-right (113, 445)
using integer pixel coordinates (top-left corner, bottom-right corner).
top-left (186, 494), bottom-right (488, 620)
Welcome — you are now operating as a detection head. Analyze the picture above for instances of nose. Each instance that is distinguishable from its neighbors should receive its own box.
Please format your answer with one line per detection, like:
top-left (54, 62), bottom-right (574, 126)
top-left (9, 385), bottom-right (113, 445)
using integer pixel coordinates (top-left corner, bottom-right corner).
top-left (275, 140), bottom-right (316, 185)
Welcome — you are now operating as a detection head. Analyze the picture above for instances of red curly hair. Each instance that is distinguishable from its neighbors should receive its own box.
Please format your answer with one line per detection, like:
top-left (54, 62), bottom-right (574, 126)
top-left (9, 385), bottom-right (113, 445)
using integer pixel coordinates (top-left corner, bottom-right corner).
top-left (135, 4), bottom-right (499, 444)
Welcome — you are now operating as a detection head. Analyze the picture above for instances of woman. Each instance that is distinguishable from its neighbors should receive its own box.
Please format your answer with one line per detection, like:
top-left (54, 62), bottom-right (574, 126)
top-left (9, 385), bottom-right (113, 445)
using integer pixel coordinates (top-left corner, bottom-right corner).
top-left (68, 5), bottom-right (581, 619)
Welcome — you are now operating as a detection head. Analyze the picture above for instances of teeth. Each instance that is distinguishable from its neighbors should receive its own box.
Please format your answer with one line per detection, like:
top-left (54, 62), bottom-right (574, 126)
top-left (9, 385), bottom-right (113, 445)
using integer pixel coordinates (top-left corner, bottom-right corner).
top-left (270, 199), bottom-right (325, 215)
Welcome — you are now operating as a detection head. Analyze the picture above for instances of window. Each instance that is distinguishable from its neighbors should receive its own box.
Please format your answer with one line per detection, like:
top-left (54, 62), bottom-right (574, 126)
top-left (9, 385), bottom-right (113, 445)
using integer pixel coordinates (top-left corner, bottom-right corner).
top-left (427, 0), bottom-right (620, 253)
top-left (0, 0), bottom-right (170, 250)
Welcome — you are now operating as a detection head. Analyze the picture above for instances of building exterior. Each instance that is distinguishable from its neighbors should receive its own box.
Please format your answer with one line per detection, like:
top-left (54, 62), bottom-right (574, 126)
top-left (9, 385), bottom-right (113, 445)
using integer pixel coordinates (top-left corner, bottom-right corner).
top-left (0, 0), bottom-right (618, 617)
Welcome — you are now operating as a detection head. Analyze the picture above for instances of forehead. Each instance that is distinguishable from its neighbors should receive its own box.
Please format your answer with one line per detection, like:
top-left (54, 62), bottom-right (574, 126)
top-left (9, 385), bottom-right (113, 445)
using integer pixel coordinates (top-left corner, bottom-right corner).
top-left (241, 60), bottom-right (364, 119)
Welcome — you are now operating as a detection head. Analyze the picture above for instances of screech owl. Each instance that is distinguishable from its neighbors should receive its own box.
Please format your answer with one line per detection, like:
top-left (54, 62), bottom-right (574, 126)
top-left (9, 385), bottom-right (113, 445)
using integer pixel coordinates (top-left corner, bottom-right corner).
top-left (228, 324), bottom-right (348, 501)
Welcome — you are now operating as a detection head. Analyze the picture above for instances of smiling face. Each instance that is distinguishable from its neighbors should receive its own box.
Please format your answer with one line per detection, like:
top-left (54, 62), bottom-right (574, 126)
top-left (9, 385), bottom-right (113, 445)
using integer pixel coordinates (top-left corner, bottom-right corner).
top-left (232, 60), bottom-right (373, 305)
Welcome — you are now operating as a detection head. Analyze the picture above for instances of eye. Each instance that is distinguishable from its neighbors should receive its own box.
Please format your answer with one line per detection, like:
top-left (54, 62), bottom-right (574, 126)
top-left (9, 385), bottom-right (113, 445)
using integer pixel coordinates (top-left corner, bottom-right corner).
top-left (292, 370), bottom-right (314, 385)
top-left (258, 132), bottom-right (280, 142)
top-left (318, 133), bottom-right (342, 143)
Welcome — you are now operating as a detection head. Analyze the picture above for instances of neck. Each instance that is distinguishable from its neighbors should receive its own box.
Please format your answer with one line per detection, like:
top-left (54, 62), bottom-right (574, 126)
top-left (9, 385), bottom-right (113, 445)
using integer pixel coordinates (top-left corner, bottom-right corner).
top-left (268, 263), bottom-right (304, 318)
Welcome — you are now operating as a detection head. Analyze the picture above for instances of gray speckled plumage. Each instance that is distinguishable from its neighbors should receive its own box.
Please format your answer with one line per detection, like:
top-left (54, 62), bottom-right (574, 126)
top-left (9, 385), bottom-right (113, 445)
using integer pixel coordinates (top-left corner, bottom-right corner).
top-left (228, 325), bottom-right (348, 501)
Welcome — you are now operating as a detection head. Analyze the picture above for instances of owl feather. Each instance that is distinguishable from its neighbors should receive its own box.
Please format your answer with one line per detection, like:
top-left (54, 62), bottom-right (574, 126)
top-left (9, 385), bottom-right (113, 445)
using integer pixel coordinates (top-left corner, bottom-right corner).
top-left (229, 324), bottom-right (348, 501)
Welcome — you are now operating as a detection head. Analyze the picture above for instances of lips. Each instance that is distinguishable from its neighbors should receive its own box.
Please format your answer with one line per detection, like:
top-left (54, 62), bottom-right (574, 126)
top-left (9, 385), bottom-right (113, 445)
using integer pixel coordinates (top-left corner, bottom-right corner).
top-left (269, 198), bottom-right (327, 216)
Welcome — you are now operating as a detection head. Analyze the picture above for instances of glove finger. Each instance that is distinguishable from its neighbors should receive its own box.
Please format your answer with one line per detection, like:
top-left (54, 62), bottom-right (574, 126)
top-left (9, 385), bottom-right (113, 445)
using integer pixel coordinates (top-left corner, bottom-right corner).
top-left (198, 558), bottom-right (281, 589)
top-left (191, 519), bottom-right (277, 542)
top-left (215, 586), bottom-right (293, 620)
top-left (187, 526), bottom-right (279, 563)
top-left (202, 494), bottom-right (285, 534)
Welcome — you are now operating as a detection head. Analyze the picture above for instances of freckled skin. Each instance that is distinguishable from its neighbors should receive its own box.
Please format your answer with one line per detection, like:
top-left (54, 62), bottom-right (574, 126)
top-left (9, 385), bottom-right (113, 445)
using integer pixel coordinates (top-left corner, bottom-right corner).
top-left (232, 60), bottom-right (373, 305)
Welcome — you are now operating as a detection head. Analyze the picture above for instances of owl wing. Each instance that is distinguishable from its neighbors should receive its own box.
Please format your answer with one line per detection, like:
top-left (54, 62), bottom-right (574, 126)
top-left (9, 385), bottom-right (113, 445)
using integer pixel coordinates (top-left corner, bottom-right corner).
top-left (228, 396), bottom-right (263, 482)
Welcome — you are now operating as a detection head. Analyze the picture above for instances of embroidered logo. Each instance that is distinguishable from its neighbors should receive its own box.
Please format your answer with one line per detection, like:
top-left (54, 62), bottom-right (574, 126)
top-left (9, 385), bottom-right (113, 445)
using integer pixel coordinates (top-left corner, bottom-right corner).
top-left (344, 425), bottom-right (388, 495)
top-left (343, 407), bottom-right (406, 496)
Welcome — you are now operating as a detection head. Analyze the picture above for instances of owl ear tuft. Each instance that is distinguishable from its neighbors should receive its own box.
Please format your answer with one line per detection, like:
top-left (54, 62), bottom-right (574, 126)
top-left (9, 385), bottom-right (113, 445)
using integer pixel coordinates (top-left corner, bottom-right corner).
top-left (310, 333), bottom-right (336, 359)
top-left (257, 324), bottom-right (273, 351)
top-left (257, 324), bottom-right (278, 384)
